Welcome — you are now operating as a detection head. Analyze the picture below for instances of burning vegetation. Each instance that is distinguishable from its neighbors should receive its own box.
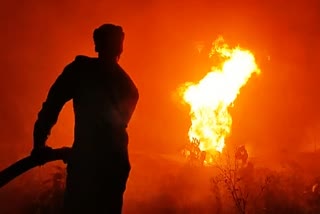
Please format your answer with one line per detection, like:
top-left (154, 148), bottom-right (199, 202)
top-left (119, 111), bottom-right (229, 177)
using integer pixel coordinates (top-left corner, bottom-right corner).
top-left (180, 37), bottom-right (260, 165)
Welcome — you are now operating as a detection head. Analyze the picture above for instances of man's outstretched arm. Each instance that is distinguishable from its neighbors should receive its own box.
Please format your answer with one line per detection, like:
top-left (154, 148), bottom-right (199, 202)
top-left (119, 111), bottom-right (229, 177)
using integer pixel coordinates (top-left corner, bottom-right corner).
top-left (33, 63), bottom-right (75, 151)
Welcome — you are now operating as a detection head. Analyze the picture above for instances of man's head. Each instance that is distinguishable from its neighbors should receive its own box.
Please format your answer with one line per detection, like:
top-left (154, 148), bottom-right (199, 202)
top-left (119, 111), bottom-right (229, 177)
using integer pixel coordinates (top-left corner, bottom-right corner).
top-left (93, 24), bottom-right (124, 59)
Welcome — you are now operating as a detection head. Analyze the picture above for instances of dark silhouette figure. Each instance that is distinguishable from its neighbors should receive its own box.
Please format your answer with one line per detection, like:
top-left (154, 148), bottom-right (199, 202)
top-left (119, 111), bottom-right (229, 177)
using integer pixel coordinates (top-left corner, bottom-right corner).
top-left (235, 145), bottom-right (248, 167)
top-left (31, 24), bottom-right (139, 213)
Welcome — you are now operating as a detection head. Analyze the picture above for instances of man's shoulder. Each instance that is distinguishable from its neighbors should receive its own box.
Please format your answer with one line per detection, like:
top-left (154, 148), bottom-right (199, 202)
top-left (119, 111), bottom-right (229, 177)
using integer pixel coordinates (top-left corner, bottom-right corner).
top-left (116, 64), bottom-right (132, 81)
top-left (65, 55), bottom-right (98, 72)
top-left (115, 64), bottom-right (127, 74)
top-left (116, 64), bottom-right (138, 93)
top-left (61, 55), bottom-right (97, 77)
top-left (74, 55), bottom-right (97, 64)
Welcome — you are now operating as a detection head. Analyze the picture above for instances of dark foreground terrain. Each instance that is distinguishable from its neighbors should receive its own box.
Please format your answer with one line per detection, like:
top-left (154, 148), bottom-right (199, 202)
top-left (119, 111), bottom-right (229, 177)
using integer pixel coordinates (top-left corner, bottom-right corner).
top-left (1, 149), bottom-right (320, 214)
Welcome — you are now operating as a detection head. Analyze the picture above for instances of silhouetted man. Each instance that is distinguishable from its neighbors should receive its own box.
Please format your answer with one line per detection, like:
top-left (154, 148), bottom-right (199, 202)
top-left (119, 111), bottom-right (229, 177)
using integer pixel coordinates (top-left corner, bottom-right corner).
top-left (235, 145), bottom-right (248, 167)
top-left (31, 24), bottom-right (139, 213)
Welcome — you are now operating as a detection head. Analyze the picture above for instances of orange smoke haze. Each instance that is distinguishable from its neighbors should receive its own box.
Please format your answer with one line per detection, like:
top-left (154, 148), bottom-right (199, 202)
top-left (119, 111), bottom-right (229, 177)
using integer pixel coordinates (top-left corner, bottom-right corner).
top-left (0, 1), bottom-right (320, 213)
top-left (0, 0), bottom-right (319, 168)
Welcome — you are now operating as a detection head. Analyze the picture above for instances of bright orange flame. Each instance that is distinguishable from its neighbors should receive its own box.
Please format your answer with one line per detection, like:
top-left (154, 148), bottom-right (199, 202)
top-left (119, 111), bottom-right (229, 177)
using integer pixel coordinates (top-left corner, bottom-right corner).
top-left (181, 37), bottom-right (260, 153)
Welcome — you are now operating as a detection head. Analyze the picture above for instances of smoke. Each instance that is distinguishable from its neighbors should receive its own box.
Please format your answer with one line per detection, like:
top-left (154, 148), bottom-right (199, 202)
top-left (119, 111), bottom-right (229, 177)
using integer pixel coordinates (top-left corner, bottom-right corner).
top-left (0, 0), bottom-right (319, 207)
top-left (0, 0), bottom-right (318, 158)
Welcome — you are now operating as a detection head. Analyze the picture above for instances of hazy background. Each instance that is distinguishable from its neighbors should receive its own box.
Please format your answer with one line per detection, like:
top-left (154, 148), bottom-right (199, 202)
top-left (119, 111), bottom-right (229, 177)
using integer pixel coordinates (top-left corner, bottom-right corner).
top-left (0, 0), bottom-right (320, 213)
top-left (0, 0), bottom-right (319, 174)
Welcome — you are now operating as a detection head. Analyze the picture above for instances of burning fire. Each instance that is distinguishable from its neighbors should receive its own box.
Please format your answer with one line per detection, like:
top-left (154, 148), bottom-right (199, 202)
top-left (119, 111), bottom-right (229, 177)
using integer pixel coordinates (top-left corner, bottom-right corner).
top-left (181, 37), bottom-right (260, 154)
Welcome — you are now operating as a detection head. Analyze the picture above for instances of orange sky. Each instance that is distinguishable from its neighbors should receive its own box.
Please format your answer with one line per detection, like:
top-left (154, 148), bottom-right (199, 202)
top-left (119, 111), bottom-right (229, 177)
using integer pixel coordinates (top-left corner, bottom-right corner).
top-left (0, 0), bottom-right (319, 164)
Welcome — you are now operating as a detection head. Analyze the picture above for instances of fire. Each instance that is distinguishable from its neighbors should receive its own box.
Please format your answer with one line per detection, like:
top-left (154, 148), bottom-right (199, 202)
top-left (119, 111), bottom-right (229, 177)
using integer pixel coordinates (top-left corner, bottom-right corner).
top-left (181, 37), bottom-right (260, 154)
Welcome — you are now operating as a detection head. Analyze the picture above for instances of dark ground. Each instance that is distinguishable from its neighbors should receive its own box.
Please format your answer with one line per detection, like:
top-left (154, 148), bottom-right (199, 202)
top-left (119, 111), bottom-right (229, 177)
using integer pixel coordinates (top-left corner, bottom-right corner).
top-left (1, 148), bottom-right (320, 214)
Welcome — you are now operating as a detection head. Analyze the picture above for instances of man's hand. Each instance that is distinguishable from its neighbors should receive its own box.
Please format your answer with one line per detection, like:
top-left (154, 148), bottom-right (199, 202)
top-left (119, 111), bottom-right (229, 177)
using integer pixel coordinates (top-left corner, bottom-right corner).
top-left (31, 146), bottom-right (53, 166)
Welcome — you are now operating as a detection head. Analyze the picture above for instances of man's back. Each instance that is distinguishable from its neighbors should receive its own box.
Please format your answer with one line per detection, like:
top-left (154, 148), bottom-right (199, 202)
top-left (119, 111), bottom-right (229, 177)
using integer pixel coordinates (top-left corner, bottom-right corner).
top-left (63, 55), bottom-right (138, 213)
top-left (59, 55), bottom-right (138, 163)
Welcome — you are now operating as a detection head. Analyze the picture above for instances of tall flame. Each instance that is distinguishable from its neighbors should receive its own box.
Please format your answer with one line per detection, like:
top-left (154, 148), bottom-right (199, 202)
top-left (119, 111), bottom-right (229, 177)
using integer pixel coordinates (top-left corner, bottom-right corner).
top-left (181, 37), bottom-right (260, 153)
